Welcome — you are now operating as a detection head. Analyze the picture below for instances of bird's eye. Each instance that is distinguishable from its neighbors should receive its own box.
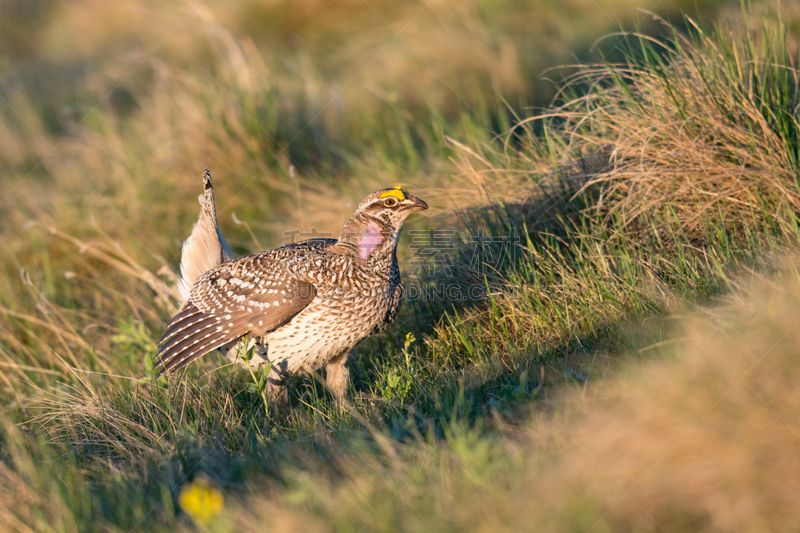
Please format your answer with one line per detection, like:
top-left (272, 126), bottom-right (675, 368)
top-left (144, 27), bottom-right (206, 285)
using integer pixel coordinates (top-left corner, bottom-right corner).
top-left (384, 197), bottom-right (398, 207)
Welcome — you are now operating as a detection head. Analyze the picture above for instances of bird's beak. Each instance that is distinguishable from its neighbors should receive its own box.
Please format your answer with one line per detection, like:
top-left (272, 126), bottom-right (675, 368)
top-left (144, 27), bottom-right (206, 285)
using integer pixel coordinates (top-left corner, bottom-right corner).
top-left (405, 195), bottom-right (429, 212)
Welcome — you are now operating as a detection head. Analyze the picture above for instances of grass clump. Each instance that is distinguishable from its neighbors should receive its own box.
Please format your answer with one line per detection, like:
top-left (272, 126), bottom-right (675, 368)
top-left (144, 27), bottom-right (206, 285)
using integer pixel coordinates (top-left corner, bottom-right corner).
top-left (422, 6), bottom-right (800, 391)
top-left (451, 8), bottom-right (800, 243)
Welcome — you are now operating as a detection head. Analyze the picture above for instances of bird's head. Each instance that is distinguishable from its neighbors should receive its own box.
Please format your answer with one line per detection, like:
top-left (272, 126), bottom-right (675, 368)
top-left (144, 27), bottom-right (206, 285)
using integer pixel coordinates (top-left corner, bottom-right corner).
top-left (356, 186), bottom-right (429, 227)
top-left (338, 187), bottom-right (428, 263)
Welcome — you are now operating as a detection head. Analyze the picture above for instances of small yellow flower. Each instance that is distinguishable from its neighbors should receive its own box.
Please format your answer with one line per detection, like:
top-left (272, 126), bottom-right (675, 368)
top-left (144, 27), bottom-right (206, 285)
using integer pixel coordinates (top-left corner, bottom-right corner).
top-left (404, 332), bottom-right (416, 350)
top-left (179, 477), bottom-right (224, 525)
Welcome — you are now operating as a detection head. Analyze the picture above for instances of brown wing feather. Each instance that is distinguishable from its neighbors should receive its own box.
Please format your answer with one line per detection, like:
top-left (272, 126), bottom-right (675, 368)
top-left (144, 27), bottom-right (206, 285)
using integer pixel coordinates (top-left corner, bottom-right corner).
top-left (158, 312), bottom-right (221, 359)
top-left (155, 253), bottom-right (316, 374)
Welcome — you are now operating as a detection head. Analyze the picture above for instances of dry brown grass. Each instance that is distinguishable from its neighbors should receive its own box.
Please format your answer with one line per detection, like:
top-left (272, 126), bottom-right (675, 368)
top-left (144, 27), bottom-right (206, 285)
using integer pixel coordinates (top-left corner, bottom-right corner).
top-left (530, 262), bottom-right (800, 532)
top-left (444, 9), bottom-right (800, 247)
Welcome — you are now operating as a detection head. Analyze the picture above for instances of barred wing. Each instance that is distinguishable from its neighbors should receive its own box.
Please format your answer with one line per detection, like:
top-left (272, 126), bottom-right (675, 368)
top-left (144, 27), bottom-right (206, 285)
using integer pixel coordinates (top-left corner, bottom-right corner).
top-left (155, 254), bottom-right (316, 374)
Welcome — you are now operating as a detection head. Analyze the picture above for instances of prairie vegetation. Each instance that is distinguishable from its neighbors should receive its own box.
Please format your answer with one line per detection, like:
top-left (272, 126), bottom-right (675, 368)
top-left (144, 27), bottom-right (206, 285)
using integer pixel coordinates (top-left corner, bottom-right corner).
top-left (1, 0), bottom-right (800, 531)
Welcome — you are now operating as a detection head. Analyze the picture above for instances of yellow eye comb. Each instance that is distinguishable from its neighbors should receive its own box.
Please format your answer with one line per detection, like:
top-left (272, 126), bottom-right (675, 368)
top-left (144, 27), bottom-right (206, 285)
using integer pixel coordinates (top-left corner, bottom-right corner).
top-left (379, 186), bottom-right (405, 200)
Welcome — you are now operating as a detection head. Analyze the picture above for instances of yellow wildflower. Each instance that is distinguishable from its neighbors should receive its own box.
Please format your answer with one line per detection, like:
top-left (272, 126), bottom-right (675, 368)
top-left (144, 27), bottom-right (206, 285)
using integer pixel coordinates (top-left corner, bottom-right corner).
top-left (179, 476), bottom-right (224, 525)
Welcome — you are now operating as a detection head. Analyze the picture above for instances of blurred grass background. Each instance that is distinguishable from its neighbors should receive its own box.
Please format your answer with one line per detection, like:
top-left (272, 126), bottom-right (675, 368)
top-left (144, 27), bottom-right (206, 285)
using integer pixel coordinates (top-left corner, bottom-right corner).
top-left (2, 0), bottom-right (800, 531)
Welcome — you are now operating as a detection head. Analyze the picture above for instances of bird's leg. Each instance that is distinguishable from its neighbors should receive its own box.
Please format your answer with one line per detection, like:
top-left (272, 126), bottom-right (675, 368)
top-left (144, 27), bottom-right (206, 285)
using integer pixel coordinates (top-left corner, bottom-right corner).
top-left (325, 355), bottom-right (351, 401)
top-left (265, 374), bottom-right (289, 408)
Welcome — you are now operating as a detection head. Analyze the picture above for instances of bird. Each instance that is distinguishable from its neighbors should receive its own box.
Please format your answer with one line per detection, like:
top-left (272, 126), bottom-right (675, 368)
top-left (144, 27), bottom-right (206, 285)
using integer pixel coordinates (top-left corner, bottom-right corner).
top-left (155, 174), bottom-right (428, 405)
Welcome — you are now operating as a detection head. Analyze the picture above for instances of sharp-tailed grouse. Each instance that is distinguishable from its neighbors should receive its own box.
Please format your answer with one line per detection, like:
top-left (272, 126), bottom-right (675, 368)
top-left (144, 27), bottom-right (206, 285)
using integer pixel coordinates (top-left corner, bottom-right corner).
top-left (155, 170), bottom-right (428, 403)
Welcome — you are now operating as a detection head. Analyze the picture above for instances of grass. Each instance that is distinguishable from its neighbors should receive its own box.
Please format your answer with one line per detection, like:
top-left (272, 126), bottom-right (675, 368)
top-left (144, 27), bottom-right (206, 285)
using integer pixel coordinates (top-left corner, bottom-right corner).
top-left (220, 262), bottom-right (800, 532)
top-left (2, 0), bottom-right (800, 531)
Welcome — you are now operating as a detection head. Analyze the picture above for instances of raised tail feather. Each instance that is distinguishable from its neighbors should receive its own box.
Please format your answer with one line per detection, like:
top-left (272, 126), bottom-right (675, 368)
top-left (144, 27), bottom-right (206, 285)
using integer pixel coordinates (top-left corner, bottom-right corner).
top-left (178, 168), bottom-right (233, 303)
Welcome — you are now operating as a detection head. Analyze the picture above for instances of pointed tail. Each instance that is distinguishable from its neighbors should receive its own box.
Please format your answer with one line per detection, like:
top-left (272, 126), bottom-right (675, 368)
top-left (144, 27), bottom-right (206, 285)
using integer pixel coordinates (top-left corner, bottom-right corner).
top-left (178, 168), bottom-right (233, 302)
